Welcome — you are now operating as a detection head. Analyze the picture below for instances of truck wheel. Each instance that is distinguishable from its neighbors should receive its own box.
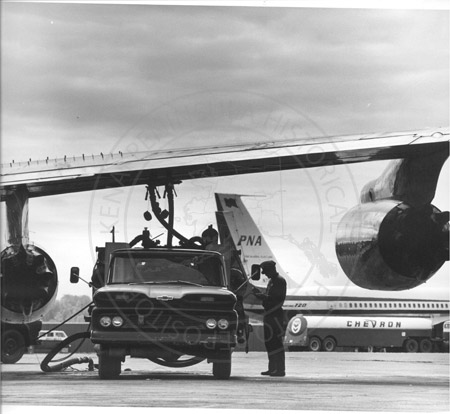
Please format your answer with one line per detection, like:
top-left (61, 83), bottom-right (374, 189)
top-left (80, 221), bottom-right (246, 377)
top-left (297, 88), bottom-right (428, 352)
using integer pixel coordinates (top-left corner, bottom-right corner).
top-left (212, 350), bottom-right (232, 379)
top-left (1, 330), bottom-right (25, 364)
top-left (419, 338), bottom-right (433, 353)
top-left (404, 338), bottom-right (419, 353)
top-left (98, 351), bottom-right (122, 379)
top-left (323, 337), bottom-right (336, 352)
top-left (308, 336), bottom-right (322, 352)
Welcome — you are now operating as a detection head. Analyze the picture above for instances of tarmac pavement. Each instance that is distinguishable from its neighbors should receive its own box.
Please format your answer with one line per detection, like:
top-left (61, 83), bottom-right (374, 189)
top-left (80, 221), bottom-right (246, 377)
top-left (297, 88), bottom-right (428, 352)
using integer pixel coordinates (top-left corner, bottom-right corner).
top-left (1, 351), bottom-right (449, 413)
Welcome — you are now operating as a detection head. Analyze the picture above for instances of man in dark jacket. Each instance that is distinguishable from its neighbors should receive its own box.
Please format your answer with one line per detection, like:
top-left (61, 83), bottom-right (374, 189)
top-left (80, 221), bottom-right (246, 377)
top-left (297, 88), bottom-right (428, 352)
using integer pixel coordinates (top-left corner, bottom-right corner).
top-left (252, 260), bottom-right (287, 377)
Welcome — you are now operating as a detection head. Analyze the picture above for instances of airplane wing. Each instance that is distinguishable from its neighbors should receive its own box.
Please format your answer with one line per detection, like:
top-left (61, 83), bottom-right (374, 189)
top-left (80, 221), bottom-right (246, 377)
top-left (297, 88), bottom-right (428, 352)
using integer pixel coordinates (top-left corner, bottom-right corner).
top-left (1, 127), bottom-right (449, 330)
top-left (1, 128), bottom-right (448, 200)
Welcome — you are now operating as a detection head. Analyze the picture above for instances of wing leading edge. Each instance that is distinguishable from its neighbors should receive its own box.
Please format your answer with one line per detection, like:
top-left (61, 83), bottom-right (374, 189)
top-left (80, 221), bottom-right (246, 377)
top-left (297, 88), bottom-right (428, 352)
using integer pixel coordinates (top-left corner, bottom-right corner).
top-left (1, 128), bottom-right (448, 201)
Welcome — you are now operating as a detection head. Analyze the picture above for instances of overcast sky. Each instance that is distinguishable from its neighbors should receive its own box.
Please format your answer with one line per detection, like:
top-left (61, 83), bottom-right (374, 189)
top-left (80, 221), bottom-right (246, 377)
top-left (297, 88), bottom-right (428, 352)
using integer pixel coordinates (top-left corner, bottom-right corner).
top-left (1, 2), bottom-right (449, 299)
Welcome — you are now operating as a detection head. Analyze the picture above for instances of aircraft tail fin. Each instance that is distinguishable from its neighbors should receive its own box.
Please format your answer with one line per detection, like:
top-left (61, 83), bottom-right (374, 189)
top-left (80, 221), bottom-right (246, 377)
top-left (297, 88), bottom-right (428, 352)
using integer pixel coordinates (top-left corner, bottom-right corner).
top-left (215, 193), bottom-right (299, 289)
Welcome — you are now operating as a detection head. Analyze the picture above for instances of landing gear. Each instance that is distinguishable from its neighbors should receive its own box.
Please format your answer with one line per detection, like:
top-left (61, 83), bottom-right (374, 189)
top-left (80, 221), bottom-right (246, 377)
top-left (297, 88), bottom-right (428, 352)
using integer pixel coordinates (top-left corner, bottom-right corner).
top-left (212, 349), bottom-right (232, 379)
top-left (1, 329), bottom-right (25, 364)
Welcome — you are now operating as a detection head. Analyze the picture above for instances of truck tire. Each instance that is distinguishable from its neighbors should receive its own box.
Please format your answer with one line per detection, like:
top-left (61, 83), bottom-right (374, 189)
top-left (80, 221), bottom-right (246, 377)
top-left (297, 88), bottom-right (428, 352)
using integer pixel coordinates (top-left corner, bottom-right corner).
top-left (1, 330), bottom-right (26, 364)
top-left (308, 336), bottom-right (322, 352)
top-left (212, 350), bottom-right (232, 379)
top-left (323, 337), bottom-right (337, 352)
top-left (98, 350), bottom-right (122, 379)
top-left (404, 338), bottom-right (419, 353)
top-left (419, 338), bottom-right (433, 353)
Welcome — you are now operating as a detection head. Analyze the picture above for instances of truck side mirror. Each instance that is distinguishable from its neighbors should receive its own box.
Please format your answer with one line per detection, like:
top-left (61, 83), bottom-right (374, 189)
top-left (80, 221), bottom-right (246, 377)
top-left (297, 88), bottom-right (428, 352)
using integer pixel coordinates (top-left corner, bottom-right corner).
top-left (70, 267), bottom-right (80, 283)
top-left (251, 264), bottom-right (261, 281)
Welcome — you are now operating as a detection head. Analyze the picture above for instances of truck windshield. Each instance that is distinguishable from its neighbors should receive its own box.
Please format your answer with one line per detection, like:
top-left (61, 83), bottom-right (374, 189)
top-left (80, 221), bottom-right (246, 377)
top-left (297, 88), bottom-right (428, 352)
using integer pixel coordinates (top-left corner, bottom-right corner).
top-left (110, 253), bottom-right (224, 287)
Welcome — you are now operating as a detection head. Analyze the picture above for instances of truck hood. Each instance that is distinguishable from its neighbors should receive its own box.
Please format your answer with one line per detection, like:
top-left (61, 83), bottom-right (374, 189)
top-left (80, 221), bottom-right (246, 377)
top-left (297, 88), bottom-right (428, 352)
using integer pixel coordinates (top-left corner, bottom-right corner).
top-left (96, 284), bottom-right (234, 300)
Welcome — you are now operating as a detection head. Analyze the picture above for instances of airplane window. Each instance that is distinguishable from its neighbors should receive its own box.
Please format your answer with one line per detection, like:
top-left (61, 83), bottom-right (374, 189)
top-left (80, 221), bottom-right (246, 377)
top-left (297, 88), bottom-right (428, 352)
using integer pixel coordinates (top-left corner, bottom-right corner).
top-left (349, 303), bottom-right (352, 308)
top-left (364, 303), bottom-right (368, 308)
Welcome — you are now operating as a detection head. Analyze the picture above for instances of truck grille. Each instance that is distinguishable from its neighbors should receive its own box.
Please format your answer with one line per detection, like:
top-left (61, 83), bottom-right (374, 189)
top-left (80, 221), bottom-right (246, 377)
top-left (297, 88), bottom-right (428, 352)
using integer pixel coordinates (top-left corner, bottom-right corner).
top-left (94, 309), bottom-right (236, 332)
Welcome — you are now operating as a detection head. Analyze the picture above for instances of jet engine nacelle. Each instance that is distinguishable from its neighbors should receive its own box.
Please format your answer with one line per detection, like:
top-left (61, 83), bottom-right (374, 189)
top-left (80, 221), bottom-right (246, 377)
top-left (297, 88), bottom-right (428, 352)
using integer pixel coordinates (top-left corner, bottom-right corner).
top-left (336, 200), bottom-right (449, 290)
top-left (1, 244), bottom-right (58, 323)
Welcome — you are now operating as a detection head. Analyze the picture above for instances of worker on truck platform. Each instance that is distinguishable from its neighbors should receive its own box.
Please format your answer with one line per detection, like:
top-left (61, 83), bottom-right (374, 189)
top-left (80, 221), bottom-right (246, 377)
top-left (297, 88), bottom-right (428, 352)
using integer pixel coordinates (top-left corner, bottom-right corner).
top-left (202, 225), bottom-right (247, 343)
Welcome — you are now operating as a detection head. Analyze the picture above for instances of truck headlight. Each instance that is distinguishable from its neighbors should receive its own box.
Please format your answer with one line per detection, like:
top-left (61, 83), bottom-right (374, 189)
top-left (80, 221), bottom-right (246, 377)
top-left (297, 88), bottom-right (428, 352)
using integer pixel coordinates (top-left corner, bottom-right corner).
top-left (112, 316), bottom-right (124, 328)
top-left (100, 316), bottom-right (112, 327)
top-left (206, 319), bottom-right (217, 329)
top-left (217, 319), bottom-right (229, 330)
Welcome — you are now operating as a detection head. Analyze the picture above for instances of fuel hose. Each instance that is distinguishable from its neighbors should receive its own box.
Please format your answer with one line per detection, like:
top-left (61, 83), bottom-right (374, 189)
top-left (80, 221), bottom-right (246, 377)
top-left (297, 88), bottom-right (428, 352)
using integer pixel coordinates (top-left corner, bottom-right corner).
top-left (40, 331), bottom-right (94, 372)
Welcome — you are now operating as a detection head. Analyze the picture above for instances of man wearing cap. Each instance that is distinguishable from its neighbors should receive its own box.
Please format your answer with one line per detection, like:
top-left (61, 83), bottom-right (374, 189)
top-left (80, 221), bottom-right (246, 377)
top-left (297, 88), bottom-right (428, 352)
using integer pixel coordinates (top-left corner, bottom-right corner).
top-left (252, 260), bottom-right (287, 377)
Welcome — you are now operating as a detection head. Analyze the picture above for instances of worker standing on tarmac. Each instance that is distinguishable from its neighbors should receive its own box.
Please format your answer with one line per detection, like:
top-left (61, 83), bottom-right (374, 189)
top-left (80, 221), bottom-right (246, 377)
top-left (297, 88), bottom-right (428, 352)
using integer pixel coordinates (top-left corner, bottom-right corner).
top-left (252, 260), bottom-right (287, 377)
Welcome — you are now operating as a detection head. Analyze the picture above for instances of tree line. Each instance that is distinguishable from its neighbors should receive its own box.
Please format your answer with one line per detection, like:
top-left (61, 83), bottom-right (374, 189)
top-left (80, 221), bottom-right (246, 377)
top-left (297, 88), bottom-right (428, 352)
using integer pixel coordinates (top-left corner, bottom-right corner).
top-left (43, 294), bottom-right (92, 323)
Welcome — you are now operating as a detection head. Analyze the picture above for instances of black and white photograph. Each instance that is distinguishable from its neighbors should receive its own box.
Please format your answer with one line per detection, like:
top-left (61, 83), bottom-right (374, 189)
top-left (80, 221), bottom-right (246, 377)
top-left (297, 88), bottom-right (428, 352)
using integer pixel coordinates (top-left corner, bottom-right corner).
top-left (1, 1), bottom-right (449, 413)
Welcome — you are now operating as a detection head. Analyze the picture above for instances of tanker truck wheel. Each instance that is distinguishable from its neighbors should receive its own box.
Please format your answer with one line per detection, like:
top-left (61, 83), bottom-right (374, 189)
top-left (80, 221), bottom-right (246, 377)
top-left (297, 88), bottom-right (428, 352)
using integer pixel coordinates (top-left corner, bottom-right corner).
top-left (212, 349), bottom-right (232, 379)
top-left (98, 348), bottom-right (122, 379)
top-left (308, 336), bottom-right (322, 352)
top-left (323, 337), bottom-right (337, 352)
top-left (419, 338), bottom-right (433, 353)
top-left (1, 330), bottom-right (25, 364)
top-left (404, 338), bottom-right (419, 353)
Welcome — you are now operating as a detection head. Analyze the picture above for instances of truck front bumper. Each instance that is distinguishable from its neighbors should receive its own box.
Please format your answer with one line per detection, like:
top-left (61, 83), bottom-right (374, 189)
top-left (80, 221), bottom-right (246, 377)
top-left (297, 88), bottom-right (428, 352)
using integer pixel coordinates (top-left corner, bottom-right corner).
top-left (91, 330), bottom-right (236, 347)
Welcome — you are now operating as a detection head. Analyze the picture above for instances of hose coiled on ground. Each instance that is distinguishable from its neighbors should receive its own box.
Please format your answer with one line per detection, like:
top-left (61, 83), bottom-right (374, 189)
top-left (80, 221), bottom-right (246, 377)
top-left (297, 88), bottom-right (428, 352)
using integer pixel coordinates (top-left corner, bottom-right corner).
top-left (40, 331), bottom-right (94, 372)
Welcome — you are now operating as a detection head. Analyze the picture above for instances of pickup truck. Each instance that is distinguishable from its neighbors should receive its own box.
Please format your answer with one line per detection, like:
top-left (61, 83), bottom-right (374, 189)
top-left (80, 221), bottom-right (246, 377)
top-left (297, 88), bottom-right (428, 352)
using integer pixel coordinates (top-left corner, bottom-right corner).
top-left (80, 246), bottom-right (238, 379)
